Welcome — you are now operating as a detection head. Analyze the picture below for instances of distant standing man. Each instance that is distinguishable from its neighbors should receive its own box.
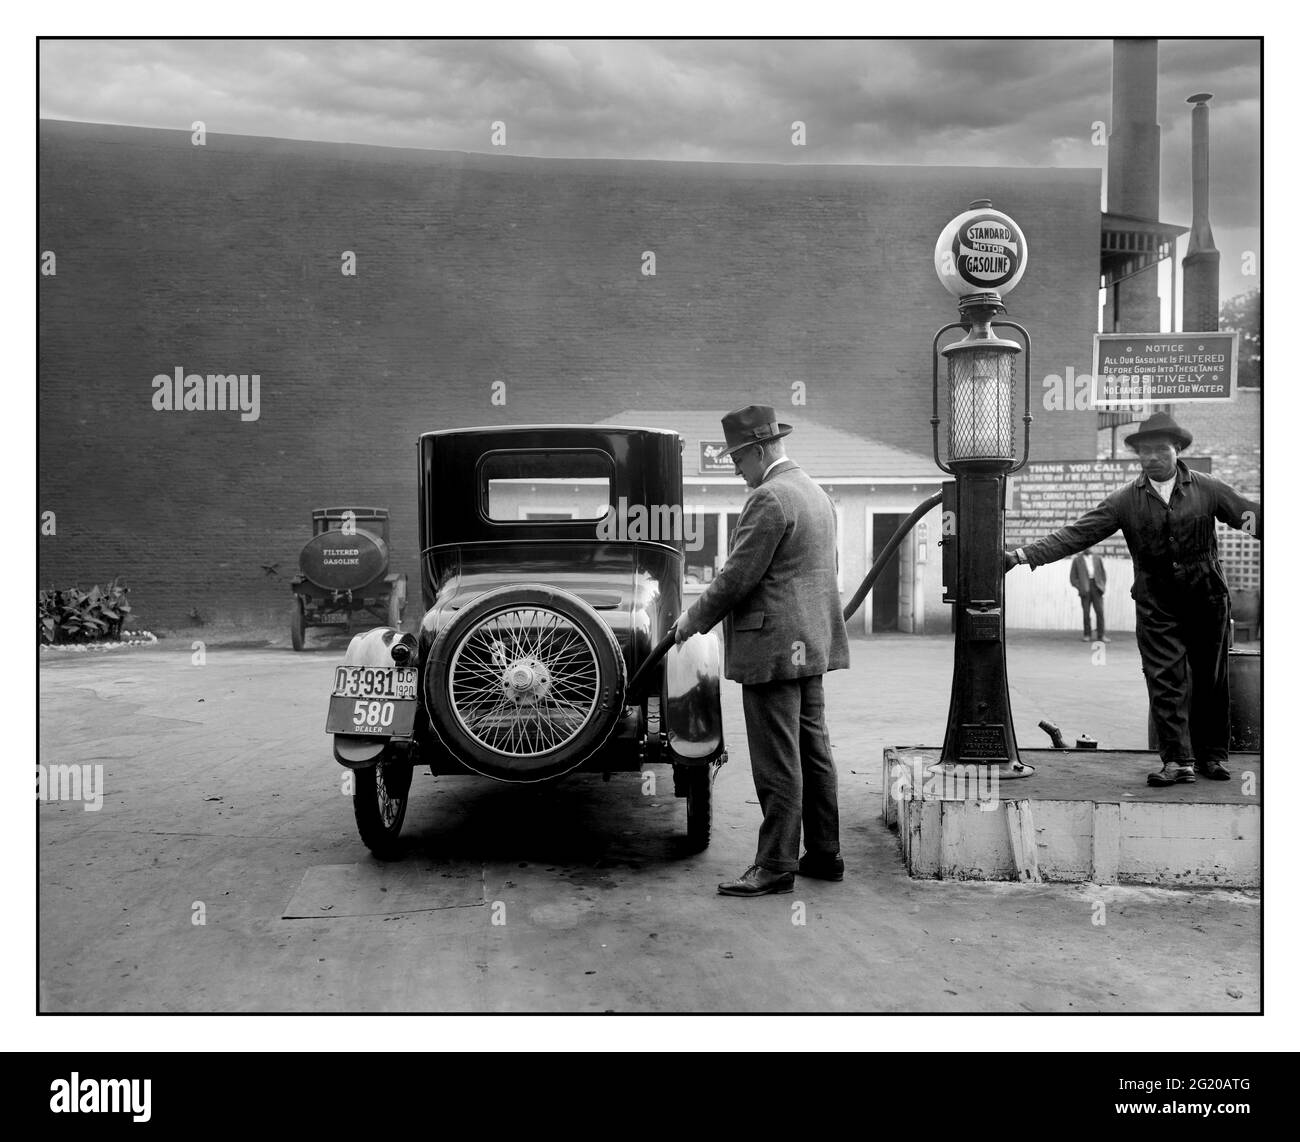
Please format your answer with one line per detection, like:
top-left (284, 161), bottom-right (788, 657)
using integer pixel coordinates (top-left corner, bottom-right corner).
top-left (1069, 546), bottom-right (1109, 643)
top-left (1006, 412), bottom-right (1260, 787)
top-left (675, 405), bottom-right (850, 896)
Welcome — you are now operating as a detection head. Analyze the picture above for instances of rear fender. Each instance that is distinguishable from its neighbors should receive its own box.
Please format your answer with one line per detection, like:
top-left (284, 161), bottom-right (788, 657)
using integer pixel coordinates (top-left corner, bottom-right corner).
top-left (343, 626), bottom-right (416, 666)
top-left (333, 735), bottom-right (388, 769)
top-left (664, 631), bottom-right (725, 763)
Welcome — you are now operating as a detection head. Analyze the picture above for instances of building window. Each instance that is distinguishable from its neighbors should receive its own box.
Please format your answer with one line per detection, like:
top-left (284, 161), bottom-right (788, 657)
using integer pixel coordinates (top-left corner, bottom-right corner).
top-left (684, 512), bottom-right (720, 583)
top-left (684, 503), bottom-right (843, 591)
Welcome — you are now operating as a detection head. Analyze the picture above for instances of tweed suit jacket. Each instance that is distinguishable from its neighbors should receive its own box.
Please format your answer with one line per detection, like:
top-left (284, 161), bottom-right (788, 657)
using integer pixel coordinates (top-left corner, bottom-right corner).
top-left (685, 460), bottom-right (850, 685)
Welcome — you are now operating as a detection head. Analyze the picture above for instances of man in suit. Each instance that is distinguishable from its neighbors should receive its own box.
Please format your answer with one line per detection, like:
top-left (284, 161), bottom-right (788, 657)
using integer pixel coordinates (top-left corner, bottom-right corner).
top-left (1069, 546), bottom-right (1109, 643)
top-left (1006, 412), bottom-right (1260, 788)
top-left (675, 405), bottom-right (850, 896)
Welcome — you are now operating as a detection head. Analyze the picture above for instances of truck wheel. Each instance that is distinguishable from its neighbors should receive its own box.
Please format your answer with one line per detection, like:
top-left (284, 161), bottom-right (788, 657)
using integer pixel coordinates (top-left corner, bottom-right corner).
top-left (290, 598), bottom-right (306, 651)
top-left (684, 764), bottom-right (714, 851)
top-left (352, 761), bottom-right (412, 860)
top-left (425, 585), bottom-right (625, 782)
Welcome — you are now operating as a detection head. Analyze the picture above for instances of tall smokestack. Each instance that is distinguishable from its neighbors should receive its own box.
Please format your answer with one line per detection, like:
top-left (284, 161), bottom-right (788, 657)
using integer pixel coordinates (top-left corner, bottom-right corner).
top-left (1108, 38), bottom-right (1160, 219)
top-left (1104, 38), bottom-right (1162, 332)
top-left (1181, 93), bottom-right (1220, 331)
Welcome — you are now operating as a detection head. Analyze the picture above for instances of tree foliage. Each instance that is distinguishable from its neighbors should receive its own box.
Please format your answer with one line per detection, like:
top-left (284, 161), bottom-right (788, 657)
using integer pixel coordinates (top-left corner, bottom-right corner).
top-left (1220, 287), bottom-right (1261, 389)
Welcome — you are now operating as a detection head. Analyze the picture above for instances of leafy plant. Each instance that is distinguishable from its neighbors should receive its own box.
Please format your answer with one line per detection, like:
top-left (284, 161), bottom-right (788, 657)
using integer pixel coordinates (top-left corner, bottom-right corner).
top-left (39, 578), bottom-right (133, 645)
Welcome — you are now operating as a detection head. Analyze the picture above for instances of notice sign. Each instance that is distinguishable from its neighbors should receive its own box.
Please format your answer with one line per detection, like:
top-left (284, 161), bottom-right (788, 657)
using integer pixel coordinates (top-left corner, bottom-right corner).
top-left (1006, 457), bottom-right (1211, 555)
top-left (1092, 332), bottom-right (1238, 407)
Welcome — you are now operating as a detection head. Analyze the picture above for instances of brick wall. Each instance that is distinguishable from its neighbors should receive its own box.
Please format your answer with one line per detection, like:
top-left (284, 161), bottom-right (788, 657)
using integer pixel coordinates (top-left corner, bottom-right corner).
top-left (1176, 388), bottom-right (1261, 496)
top-left (38, 120), bottom-right (1102, 628)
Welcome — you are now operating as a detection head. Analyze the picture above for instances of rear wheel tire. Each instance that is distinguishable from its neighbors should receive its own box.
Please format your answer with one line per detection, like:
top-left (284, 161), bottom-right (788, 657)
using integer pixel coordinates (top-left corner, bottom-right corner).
top-left (352, 761), bottom-right (412, 860)
top-left (290, 598), bottom-right (306, 651)
top-left (426, 585), bottom-right (625, 782)
top-left (684, 764), bottom-right (714, 851)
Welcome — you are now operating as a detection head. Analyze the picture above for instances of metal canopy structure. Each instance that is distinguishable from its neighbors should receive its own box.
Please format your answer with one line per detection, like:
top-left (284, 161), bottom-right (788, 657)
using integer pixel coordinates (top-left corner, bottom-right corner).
top-left (1100, 211), bottom-right (1188, 292)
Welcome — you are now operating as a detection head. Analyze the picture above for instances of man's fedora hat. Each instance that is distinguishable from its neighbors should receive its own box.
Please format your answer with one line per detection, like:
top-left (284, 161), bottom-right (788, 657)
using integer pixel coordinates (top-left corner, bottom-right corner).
top-left (1124, 411), bottom-right (1193, 451)
top-left (720, 404), bottom-right (793, 457)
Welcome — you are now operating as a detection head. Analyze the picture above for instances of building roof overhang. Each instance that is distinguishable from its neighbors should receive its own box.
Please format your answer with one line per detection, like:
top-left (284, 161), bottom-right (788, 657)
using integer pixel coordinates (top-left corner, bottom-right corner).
top-left (1100, 212), bottom-right (1190, 291)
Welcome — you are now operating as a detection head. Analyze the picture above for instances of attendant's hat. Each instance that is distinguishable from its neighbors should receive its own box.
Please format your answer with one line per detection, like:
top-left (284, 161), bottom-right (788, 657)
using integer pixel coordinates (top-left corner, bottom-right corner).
top-left (1124, 411), bottom-right (1193, 451)
top-left (720, 404), bottom-right (793, 457)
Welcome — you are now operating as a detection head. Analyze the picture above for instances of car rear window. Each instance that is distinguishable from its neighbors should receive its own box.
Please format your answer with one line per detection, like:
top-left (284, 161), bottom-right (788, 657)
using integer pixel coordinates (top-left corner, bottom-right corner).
top-left (480, 449), bottom-right (614, 522)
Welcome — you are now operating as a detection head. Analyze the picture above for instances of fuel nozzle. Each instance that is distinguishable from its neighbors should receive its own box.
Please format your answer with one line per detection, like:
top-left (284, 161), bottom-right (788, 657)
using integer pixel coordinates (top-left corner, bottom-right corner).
top-left (1038, 719), bottom-right (1068, 749)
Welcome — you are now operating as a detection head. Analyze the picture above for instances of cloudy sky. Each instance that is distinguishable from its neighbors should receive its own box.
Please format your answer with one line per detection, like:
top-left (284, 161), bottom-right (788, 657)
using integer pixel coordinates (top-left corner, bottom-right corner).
top-left (39, 37), bottom-right (1260, 302)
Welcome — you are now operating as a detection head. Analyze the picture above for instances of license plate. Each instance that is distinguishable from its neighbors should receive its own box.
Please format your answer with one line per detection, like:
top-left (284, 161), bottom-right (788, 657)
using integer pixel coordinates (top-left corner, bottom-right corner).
top-left (332, 666), bottom-right (417, 700)
top-left (316, 611), bottom-right (350, 625)
top-left (326, 695), bottom-right (418, 737)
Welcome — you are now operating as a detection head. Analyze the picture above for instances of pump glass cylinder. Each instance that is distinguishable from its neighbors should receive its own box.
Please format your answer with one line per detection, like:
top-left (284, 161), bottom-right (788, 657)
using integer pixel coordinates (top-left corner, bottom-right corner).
top-left (946, 345), bottom-right (1016, 461)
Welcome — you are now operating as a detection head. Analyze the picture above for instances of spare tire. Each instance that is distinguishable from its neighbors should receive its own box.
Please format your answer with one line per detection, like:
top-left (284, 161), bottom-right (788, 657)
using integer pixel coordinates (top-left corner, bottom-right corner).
top-left (425, 585), bottom-right (625, 782)
top-left (299, 527), bottom-right (388, 590)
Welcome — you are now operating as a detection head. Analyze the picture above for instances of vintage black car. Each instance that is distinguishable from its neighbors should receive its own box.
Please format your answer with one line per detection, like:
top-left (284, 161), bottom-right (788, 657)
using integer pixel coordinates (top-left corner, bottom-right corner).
top-left (325, 426), bottom-right (727, 858)
top-left (290, 506), bottom-right (408, 651)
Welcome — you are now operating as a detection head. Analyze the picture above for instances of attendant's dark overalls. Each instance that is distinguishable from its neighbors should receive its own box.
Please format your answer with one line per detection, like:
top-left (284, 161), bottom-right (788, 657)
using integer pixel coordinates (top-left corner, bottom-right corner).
top-left (1023, 463), bottom-right (1260, 767)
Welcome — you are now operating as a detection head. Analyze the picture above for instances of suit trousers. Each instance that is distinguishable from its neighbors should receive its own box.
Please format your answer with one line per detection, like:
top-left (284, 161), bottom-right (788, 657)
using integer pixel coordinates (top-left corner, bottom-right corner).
top-left (1136, 591), bottom-right (1231, 767)
top-left (1079, 583), bottom-right (1105, 638)
top-left (741, 675), bottom-right (840, 873)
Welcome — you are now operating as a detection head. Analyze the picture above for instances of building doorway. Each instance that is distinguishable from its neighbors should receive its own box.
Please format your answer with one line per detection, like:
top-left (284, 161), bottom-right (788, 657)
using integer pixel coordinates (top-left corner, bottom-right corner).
top-left (871, 513), bottom-right (906, 632)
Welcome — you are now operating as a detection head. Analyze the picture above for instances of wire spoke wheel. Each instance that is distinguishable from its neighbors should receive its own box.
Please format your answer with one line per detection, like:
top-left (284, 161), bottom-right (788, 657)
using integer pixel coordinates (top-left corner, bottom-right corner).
top-left (449, 606), bottom-right (600, 757)
top-left (427, 586), bottom-right (625, 781)
top-left (375, 764), bottom-right (402, 826)
top-left (352, 759), bottom-right (411, 859)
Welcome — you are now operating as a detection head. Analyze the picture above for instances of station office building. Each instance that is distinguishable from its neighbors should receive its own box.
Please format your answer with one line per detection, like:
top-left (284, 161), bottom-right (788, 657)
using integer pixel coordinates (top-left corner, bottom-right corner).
top-left (38, 120), bottom-right (1101, 631)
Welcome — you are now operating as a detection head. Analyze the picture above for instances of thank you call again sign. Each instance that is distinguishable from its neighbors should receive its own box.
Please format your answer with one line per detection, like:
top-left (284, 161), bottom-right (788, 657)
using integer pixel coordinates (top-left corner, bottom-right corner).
top-left (934, 205), bottom-right (1028, 299)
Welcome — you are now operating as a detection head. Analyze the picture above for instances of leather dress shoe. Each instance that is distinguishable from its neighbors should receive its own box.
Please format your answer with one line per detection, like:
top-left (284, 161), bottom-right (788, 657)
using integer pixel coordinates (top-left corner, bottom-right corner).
top-left (1147, 763), bottom-right (1196, 786)
top-left (717, 865), bottom-right (795, 896)
top-left (798, 852), bottom-right (845, 881)
top-left (1195, 759), bottom-right (1231, 780)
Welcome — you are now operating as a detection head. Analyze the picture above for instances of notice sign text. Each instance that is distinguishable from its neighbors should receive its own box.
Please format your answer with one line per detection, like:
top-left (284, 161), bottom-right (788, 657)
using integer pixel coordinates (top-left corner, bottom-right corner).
top-left (1092, 332), bottom-right (1238, 407)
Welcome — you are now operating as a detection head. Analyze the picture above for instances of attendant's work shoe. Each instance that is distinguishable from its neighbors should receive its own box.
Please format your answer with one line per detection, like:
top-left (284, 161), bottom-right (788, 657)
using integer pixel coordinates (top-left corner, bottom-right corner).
top-left (798, 852), bottom-right (845, 881)
top-left (1194, 759), bottom-right (1231, 780)
top-left (1147, 763), bottom-right (1196, 786)
top-left (717, 865), bottom-right (795, 896)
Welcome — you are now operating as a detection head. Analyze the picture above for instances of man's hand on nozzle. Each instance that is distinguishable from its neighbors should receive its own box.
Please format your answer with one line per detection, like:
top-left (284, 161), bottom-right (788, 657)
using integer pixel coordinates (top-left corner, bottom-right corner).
top-left (1003, 550), bottom-right (1018, 574)
top-left (674, 612), bottom-right (697, 645)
